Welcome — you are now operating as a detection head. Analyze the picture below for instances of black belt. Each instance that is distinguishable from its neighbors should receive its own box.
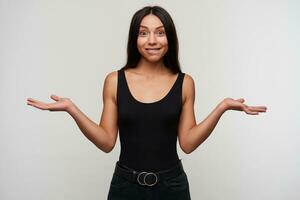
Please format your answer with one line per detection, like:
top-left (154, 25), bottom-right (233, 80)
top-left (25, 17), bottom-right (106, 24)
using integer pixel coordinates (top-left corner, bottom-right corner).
top-left (113, 159), bottom-right (185, 187)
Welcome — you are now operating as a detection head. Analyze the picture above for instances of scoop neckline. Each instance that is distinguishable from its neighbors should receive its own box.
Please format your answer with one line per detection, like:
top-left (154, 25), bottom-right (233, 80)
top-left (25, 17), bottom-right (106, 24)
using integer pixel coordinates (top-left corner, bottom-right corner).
top-left (122, 69), bottom-right (181, 105)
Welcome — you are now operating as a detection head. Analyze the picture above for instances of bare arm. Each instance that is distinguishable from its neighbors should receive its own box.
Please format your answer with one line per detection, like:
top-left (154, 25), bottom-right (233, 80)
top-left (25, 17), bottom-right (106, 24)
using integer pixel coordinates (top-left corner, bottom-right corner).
top-left (178, 74), bottom-right (267, 154)
top-left (67, 104), bottom-right (112, 153)
top-left (67, 71), bottom-right (119, 153)
top-left (182, 102), bottom-right (227, 154)
top-left (27, 71), bottom-right (119, 153)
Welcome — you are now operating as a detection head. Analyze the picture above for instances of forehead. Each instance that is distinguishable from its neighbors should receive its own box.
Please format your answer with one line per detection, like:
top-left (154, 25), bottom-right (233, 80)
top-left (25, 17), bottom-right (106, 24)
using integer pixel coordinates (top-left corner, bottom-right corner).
top-left (139, 14), bottom-right (164, 29)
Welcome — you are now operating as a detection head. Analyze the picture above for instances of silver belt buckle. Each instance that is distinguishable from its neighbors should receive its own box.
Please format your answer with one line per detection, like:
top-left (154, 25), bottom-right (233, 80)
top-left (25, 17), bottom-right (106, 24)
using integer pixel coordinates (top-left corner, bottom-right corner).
top-left (136, 171), bottom-right (158, 186)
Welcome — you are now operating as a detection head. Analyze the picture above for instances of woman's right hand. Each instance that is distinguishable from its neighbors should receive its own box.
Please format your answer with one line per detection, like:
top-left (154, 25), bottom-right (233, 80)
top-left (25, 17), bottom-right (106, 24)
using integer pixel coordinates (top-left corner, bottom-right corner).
top-left (27, 94), bottom-right (74, 112)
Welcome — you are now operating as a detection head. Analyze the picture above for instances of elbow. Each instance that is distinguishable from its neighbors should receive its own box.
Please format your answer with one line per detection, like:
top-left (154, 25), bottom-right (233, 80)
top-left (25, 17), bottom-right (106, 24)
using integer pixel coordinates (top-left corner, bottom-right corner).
top-left (180, 142), bottom-right (193, 154)
top-left (103, 143), bottom-right (114, 154)
top-left (96, 142), bottom-right (114, 154)
top-left (105, 144), bottom-right (114, 153)
top-left (182, 149), bottom-right (190, 154)
top-left (104, 148), bottom-right (112, 154)
top-left (101, 130), bottom-right (115, 153)
top-left (100, 145), bottom-right (113, 154)
top-left (183, 147), bottom-right (193, 154)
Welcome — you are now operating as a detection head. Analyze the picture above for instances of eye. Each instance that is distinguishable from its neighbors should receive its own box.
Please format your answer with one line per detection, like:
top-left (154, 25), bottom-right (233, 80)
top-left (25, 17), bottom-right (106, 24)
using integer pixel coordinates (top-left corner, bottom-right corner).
top-left (157, 30), bottom-right (165, 36)
top-left (139, 30), bottom-right (148, 36)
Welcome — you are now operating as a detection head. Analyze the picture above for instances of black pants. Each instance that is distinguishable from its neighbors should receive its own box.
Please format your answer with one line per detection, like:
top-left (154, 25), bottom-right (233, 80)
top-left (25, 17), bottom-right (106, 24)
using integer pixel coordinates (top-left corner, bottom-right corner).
top-left (107, 159), bottom-right (191, 200)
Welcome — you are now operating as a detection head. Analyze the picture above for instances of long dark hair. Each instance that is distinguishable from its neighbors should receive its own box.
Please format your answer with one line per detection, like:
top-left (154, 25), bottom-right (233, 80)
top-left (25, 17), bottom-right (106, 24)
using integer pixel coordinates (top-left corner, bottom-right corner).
top-left (120, 6), bottom-right (182, 74)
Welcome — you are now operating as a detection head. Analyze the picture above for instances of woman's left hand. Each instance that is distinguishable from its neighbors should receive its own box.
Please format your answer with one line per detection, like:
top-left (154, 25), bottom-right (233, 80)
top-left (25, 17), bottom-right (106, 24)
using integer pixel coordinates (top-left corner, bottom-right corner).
top-left (222, 98), bottom-right (267, 115)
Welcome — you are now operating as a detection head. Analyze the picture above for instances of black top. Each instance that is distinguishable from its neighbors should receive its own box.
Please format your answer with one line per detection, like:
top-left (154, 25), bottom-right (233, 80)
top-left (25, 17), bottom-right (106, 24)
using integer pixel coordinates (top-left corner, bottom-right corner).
top-left (117, 68), bottom-right (185, 171)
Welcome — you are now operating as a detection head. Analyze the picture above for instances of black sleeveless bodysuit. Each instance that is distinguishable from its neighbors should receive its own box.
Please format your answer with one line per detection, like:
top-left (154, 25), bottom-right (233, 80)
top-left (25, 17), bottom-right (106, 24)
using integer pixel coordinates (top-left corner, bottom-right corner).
top-left (117, 68), bottom-right (185, 172)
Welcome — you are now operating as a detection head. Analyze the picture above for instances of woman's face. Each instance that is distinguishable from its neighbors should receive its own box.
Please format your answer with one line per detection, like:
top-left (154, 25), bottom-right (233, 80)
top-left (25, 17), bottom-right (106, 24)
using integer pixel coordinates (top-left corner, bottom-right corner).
top-left (137, 14), bottom-right (168, 63)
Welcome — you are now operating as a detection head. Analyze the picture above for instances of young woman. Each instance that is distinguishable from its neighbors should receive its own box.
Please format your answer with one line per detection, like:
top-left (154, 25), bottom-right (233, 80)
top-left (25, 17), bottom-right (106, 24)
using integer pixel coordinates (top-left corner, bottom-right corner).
top-left (27, 5), bottom-right (267, 200)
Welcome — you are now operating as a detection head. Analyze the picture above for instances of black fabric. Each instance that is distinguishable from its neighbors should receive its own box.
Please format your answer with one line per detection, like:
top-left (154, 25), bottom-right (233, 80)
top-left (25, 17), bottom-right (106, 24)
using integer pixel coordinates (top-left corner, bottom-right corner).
top-left (107, 159), bottom-right (191, 200)
top-left (117, 69), bottom-right (185, 171)
top-left (113, 159), bottom-right (185, 186)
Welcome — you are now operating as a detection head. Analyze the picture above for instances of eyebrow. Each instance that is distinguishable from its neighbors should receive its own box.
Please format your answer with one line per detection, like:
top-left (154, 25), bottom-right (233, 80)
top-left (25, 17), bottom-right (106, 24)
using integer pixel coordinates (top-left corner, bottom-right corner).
top-left (139, 25), bottom-right (164, 29)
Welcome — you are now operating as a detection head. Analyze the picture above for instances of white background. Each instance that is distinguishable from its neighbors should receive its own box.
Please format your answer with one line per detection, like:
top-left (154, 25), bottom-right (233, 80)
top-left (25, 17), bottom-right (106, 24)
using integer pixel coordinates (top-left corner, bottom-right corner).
top-left (1, 0), bottom-right (299, 199)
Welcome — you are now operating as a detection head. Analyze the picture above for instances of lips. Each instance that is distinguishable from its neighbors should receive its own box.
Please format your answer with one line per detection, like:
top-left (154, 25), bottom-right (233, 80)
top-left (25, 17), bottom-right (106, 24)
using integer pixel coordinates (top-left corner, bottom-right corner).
top-left (146, 48), bottom-right (161, 50)
top-left (145, 48), bottom-right (161, 54)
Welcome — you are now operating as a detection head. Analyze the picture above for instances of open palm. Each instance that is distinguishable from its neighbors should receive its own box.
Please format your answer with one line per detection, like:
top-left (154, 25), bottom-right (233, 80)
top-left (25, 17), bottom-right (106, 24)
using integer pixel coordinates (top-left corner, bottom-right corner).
top-left (27, 94), bottom-right (73, 112)
top-left (223, 98), bottom-right (267, 115)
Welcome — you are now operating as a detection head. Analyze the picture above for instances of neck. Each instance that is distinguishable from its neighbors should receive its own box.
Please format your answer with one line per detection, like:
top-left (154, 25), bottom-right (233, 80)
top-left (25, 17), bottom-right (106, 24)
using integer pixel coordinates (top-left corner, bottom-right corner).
top-left (135, 58), bottom-right (169, 76)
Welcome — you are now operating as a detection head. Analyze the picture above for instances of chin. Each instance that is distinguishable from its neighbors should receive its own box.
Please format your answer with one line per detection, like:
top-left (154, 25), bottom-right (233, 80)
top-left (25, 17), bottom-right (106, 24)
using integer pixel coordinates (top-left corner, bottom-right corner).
top-left (144, 56), bottom-right (163, 63)
top-left (141, 53), bottom-right (166, 63)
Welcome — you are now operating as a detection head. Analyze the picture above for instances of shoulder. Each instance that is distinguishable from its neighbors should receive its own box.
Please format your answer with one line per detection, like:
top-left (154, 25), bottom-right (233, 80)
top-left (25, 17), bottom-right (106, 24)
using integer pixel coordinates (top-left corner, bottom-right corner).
top-left (182, 73), bottom-right (195, 103)
top-left (182, 72), bottom-right (194, 84)
top-left (104, 70), bottom-right (118, 83)
top-left (103, 70), bottom-right (118, 103)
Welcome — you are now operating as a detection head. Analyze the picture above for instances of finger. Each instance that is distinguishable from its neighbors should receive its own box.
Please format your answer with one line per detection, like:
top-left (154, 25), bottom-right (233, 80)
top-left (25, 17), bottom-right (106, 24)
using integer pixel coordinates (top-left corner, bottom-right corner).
top-left (250, 106), bottom-right (267, 110)
top-left (236, 98), bottom-right (245, 103)
top-left (257, 106), bottom-right (268, 110)
top-left (244, 107), bottom-right (259, 115)
top-left (27, 98), bottom-right (37, 102)
top-left (50, 94), bottom-right (60, 101)
top-left (245, 110), bottom-right (259, 115)
top-left (27, 98), bottom-right (45, 105)
top-left (248, 106), bottom-right (267, 112)
top-left (27, 102), bottom-right (49, 110)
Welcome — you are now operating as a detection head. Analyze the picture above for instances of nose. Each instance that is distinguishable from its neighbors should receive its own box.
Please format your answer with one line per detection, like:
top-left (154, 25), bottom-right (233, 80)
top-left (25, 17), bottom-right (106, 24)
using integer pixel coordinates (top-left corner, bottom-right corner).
top-left (148, 32), bottom-right (157, 44)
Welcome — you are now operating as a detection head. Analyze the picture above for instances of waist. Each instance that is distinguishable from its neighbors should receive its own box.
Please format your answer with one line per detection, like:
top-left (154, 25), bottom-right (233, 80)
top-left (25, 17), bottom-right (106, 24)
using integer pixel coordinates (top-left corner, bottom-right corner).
top-left (113, 159), bottom-right (185, 187)
top-left (119, 146), bottom-right (180, 171)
